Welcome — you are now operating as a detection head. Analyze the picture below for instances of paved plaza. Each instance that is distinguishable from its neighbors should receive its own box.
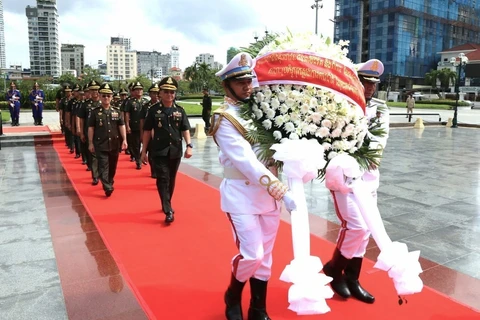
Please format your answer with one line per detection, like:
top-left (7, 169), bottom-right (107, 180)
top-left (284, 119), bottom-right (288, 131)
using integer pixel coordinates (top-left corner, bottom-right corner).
top-left (1, 108), bottom-right (480, 318)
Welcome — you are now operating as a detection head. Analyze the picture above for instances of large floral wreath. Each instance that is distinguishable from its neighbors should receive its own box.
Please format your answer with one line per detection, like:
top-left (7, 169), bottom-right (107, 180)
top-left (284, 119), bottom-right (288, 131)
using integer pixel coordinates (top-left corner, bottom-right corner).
top-left (240, 32), bottom-right (385, 176)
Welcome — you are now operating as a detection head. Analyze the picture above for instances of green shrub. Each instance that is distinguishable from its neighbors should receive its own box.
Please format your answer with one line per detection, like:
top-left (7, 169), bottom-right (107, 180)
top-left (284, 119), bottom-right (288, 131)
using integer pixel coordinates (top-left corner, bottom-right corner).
top-left (416, 100), bottom-right (470, 106)
top-left (0, 101), bottom-right (57, 110)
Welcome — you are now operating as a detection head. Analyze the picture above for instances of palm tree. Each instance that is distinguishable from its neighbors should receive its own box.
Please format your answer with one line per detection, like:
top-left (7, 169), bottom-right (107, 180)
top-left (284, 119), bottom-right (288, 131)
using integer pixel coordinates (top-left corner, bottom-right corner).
top-left (437, 68), bottom-right (457, 92)
top-left (424, 70), bottom-right (439, 88)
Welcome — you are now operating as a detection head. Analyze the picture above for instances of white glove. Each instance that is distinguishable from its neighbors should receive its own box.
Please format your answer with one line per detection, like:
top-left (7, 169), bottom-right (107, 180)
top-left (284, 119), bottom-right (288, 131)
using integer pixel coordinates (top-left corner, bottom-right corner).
top-left (282, 191), bottom-right (297, 213)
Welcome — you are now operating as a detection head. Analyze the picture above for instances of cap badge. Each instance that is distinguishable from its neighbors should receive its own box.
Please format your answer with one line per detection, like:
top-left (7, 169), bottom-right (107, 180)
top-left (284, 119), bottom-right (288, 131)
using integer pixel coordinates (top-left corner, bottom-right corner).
top-left (239, 54), bottom-right (248, 67)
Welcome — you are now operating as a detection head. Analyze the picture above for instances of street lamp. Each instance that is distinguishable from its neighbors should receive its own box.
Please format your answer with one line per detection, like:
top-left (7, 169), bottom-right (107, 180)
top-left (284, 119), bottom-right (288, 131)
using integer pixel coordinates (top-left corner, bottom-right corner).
top-left (253, 31), bottom-right (258, 42)
top-left (311, 0), bottom-right (323, 35)
top-left (450, 53), bottom-right (468, 128)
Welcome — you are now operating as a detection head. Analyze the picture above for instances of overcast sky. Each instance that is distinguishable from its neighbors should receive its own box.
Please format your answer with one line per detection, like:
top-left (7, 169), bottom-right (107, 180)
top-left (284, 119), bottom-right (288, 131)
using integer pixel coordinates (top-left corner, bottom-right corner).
top-left (3, 0), bottom-right (335, 70)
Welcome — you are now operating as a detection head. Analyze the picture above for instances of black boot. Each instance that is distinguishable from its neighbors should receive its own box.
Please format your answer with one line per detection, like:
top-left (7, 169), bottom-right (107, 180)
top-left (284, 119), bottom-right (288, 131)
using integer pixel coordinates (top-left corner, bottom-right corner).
top-left (323, 248), bottom-right (351, 298)
top-left (39, 117), bottom-right (43, 125)
top-left (247, 278), bottom-right (271, 320)
top-left (225, 273), bottom-right (246, 320)
top-left (344, 257), bottom-right (375, 304)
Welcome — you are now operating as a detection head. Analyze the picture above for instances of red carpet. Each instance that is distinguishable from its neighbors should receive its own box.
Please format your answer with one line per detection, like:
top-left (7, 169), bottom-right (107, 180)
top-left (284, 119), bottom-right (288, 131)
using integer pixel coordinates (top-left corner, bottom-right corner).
top-left (53, 139), bottom-right (480, 320)
top-left (3, 125), bottom-right (50, 133)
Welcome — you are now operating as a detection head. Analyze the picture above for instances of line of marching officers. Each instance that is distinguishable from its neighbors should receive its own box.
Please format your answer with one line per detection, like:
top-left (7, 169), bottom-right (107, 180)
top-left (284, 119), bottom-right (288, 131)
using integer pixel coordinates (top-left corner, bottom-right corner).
top-left (57, 77), bottom-right (193, 223)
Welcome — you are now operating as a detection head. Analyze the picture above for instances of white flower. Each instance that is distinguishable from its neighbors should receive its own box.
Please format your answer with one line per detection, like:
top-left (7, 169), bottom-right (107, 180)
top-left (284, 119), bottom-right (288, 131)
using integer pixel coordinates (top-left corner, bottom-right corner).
top-left (254, 109), bottom-right (263, 119)
top-left (274, 115), bottom-right (286, 127)
top-left (300, 104), bottom-right (310, 114)
top-left (284, 122), bottom-right (296, 133)
top-left (336, 120), bottom-right (346, 130)
top-left (271, 98), bottom-right (280, 109)
top-left (331, 128), bottom-right (342, 138)
top-left (256, 92), bottom-right (264, 103)
top-left (278, 91), bottom-right (287, 102)
top-left (265, 109), bottom-right (276, 120)
top-left (311, 112), bottom-right (322, 124)
top-left (264, 89), bottom-right (273, 101)
top-left (289, 132), bottom-right (300, 140)
top-left (262, 119), bottom-right (272, 130)
top-left (290, 112), bottom-right (300, 123)
top-left (285, 98), bottom-right (295, 108)
top-left (279, 104), bottom-right (289, 114)
top-left (273, 130), bottom-right (282, 140)
top-left (315, 127), bottom-right (330, 138)
top-left (260, 102), bottom-right (270, 112)
top-left (322, 119), bottom-right (332, 128)
top-left (271, 84), bottom-right (280, 92)
top-left (307, 123), bottom-right (318, 134)
top-left (322, 142), bottom-right (332, 150)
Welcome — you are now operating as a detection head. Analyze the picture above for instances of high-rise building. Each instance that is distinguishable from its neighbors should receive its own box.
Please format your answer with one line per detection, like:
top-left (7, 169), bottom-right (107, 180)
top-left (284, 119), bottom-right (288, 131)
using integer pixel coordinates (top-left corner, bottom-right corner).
top-left (106, 44), bottom-right (137, 80)
top-left (170, 45), bottom-right (179, 69)
top-left (137, 51), bottom-right (171, 79)
top-left (0, 0), bottom-right (6, 68)
top-left (25, 0), bottom-right (61, 77)
top-left (334, 0), bottom-right (480, 88)
top-left (111, 36), bottom-right (131, 51)
top-left (195, 53), bottom-right (215, 67)
top-left (61, 44), bottom-right (84, 77)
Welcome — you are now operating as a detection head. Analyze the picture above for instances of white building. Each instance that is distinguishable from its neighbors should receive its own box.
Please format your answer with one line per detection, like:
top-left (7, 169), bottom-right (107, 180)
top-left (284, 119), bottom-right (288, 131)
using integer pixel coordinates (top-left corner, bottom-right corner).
top-left (0, 0), bottom-right (6, 68)
top-left (25, 0), bottom-right (61, 77)
top-left (195, 53), bottom-right (214, 67)
top-left (170, 45), bottom-right (179, 69)
top-left (61, 44), bottom-right (84, 77)
top-left (106, 44), bottom-right (137, 80)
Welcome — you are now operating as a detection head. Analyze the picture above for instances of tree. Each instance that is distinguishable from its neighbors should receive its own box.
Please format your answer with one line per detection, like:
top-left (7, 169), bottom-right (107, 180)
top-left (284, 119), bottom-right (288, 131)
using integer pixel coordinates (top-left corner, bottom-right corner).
top-left (437, 68), bottom-right (457, 92)
top-left (58, 73), bottom-right (77, 87)
top-left (227, 47), bottom-right (240, 63)
top-left (80, 66), bottom-right (102, 84)
top-left (126, 74), bottom-right (152, 91)
top-left (424, 69), bottom-right (439, 88)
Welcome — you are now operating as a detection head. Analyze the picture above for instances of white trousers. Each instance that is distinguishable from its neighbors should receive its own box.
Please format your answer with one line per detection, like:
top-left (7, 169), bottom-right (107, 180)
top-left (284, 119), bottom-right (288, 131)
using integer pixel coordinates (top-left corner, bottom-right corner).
top-left (331, 170), bottom-right (380, 260)
top-left (227, 212), bottom-right (281, 282)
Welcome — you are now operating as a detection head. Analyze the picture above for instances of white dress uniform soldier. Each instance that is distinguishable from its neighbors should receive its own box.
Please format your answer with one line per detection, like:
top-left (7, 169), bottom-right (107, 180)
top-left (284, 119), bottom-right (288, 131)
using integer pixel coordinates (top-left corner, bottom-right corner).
top-left (323, 59), bottom-right (389, 304)
top-left (210, 52), bottom-right (297, 320)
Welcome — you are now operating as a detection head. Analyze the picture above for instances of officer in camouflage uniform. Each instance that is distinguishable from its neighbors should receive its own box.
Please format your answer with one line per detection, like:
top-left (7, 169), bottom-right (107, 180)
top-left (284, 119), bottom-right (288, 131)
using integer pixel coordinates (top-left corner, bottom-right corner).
top-left (78, 80), bottom-right (101, 185)
top-left (124, 81), bottom-right (144, 170)
top-left (88, 83), bottom-right (128, 197)
top-left (140, 82), bottom-right (160, 178)
top-left (141, 77), bottom-right (192, 224)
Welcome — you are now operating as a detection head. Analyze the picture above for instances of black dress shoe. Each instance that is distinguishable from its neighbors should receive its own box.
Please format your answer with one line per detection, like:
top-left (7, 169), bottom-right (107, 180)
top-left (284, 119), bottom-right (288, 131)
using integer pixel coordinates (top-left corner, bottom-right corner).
top-left (74, 154), bottom-right (81, 159)
top-left (92, 178), bottom-right (99, 186)
top-left (165, 212), bottom-right (174, 224)
top-left (86, 167), bottom-right (91, 171)
top-left (151, 174), bottom-right (157, 179)
top-left (136, 164), bottom-right (142, 170)
top-left (105, 189), bottom-right (113, 197)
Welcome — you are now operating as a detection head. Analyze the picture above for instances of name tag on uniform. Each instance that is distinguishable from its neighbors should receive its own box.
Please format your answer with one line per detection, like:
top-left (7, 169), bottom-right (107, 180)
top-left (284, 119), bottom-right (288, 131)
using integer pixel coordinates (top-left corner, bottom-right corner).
top-left (173, 111), bottom-right (182, 119)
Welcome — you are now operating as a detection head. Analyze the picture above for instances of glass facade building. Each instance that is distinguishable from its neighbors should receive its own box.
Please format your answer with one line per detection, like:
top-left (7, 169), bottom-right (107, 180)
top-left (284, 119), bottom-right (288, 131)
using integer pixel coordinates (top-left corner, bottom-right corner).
top-left (334, 0), bottom-right (480, 87)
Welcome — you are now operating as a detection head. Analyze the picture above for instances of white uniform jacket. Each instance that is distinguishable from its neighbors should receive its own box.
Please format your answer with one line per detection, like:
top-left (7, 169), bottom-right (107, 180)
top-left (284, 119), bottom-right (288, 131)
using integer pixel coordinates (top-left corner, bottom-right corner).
top-left (363, 98), bottom-right (390, 191)
top-left (211, 102), bottom-right (281, 215)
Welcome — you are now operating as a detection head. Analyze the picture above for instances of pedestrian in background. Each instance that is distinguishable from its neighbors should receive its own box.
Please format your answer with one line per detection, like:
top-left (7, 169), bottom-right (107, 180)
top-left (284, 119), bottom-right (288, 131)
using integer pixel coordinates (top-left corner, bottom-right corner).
top-left (406, 94), bottom-right (415, 118)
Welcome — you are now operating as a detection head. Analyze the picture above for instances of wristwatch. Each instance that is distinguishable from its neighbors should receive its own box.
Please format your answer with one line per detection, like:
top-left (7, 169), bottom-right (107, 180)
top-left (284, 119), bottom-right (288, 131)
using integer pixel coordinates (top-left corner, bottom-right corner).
top-left (186, 143), bottom-right (193, 149)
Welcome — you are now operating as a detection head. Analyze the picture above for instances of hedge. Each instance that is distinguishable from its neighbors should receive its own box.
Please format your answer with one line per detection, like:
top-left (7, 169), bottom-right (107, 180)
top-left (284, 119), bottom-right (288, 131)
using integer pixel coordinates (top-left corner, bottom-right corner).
top-left (177, 95), bottom-right (224, 101)
top-left (0, 101), bottom-right (57, 110)
top-left (416, 99), bottom-right (471, 107)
